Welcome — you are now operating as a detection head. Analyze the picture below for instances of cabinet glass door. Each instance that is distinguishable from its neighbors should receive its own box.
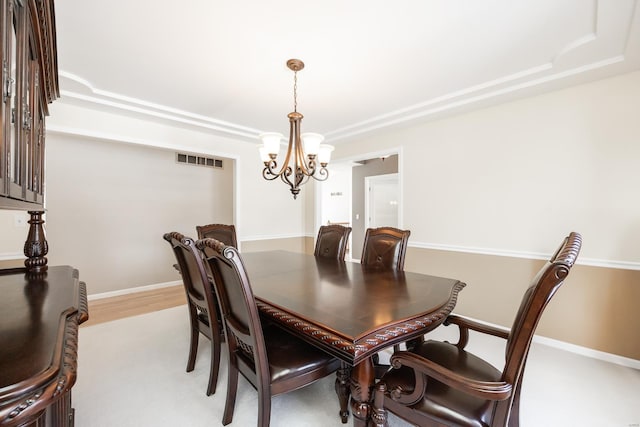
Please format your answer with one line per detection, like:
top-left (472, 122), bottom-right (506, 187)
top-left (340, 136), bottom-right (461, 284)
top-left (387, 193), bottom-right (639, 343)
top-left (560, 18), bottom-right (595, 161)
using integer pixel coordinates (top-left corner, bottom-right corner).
top-left (8, 0), bottom-right (23, 200)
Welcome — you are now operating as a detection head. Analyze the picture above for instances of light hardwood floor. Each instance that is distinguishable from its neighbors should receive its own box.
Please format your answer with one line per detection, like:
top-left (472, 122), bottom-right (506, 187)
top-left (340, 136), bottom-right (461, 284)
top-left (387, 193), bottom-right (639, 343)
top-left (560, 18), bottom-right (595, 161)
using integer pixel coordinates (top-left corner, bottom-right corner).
top-left (82, 285), bottom-right (186, 327)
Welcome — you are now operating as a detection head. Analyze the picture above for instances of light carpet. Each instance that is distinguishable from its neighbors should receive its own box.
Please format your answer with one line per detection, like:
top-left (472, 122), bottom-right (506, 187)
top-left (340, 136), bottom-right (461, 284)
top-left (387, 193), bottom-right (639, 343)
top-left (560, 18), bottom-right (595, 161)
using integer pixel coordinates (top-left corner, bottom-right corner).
top-left (75, 306), bottom-right (640, 426)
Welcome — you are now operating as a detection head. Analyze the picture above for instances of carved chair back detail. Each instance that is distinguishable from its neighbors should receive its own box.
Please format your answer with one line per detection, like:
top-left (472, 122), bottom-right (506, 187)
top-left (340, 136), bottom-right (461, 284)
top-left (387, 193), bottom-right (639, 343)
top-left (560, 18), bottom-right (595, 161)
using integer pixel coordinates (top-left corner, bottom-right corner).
top-left (162, 231), bottom-right (223, 396)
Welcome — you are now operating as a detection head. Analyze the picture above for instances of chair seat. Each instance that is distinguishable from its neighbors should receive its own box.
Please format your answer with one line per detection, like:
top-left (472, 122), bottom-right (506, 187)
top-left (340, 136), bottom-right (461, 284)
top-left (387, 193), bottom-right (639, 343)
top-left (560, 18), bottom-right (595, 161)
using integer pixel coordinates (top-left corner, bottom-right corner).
top-left (381, 340), bottom-right (502, 427)
top-left (263, 324), bottom-right (341, 385)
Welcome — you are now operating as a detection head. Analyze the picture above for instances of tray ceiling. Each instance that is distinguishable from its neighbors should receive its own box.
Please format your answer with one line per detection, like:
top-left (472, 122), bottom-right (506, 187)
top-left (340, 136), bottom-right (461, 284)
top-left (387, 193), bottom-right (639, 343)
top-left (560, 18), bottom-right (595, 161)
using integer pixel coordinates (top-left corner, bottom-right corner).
top-left (54, 0), bottom-right (640, 144)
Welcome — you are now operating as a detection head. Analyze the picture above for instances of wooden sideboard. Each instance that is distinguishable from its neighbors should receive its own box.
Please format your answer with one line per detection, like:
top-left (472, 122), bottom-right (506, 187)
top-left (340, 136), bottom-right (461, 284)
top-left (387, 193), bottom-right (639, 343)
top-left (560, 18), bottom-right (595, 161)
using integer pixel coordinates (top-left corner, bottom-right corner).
top-left (0, 266), bottom-right (88, 427)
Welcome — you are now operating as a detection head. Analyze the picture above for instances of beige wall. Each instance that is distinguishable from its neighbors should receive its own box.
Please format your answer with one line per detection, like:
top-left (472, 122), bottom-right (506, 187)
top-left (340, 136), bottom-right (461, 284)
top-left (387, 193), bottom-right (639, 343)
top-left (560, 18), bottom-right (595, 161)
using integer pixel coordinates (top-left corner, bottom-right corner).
top-left (0, 210), bottom-right (30, 256)
top-left (405, 247), bottom-right (640, 360)
top-left (6, 100), bottom-right (310, 296)
top-left (44, 134), bottom-right (234, 295)
top-left (332, 71), bottom-right (640, 361)
top-left (45, 101), bottom-right (311, 242)
top-left (335, 71), bottom-right (640, 264)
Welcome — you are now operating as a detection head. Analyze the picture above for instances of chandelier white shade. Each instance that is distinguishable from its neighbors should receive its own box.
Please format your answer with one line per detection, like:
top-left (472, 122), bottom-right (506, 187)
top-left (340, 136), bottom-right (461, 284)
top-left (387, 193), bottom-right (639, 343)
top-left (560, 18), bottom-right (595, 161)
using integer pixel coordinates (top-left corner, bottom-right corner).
top-left (259, 59), bottom-right (333, 199)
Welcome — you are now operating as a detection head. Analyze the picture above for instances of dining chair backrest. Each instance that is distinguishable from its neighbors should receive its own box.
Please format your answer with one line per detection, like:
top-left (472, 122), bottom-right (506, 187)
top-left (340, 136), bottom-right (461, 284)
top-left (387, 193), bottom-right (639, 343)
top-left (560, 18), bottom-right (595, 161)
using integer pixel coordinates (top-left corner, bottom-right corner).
top-left (361, 227), bottom-right (411, 271)
top-left (314, 224), bottom-right (352, 260)
top-left (162, 231), bottom-right (222, 395)
top-left (197, 237), bottom-right (342, 426)
top-left (199, 238), bottom-right (262, 362)
top-left (196, 223), bottom-right (238, 248)
top-left (199, 238), bottom-right (271, 422)
top-left (499, 232), bottom-right (582, 415)
top-left (163, 231), bottom-right (217, 319)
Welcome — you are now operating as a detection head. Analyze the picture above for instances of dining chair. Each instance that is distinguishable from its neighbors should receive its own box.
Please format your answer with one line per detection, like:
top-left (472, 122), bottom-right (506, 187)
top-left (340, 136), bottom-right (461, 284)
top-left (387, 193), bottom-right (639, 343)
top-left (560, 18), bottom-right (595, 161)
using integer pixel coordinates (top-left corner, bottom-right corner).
top-left (196, 238), bottom-right (344, 427)
top-left (196, 223), bottom-right (238, 247)
top-left (361, 226), bottom-right (411, 362)
top-left (361, 227), bottom-right (411, 271)
top-left (314, 224), bottom-right (352, 260)
top-left (371, 232), bottom-right (582, 427)
top-left (162, 231), bottom-right (223, 396)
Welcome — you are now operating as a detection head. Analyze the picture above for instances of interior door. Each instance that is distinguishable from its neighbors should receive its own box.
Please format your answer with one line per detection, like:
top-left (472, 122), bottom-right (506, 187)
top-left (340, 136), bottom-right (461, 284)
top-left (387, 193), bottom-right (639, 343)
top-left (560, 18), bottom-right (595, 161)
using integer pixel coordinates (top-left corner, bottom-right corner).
top-left (365, 173), bottom-right (399, 229)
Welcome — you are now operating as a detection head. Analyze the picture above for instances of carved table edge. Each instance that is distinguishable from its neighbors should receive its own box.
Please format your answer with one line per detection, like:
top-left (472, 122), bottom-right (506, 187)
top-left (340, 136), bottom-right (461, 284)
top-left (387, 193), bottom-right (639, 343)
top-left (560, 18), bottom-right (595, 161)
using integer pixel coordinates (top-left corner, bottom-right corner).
top-left (256, 281), bottom-right (466, 365)
top-left (356, 281), bottom-right (466, 358)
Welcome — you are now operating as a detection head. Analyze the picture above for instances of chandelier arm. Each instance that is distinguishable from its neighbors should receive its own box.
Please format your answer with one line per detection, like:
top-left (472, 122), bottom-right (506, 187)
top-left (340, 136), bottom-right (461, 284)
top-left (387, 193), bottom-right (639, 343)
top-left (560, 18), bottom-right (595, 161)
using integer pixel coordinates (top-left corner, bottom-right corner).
top-left (262, 162), bottom-right (282, 181)
top-left (312, 165), bottom-right (329, 182)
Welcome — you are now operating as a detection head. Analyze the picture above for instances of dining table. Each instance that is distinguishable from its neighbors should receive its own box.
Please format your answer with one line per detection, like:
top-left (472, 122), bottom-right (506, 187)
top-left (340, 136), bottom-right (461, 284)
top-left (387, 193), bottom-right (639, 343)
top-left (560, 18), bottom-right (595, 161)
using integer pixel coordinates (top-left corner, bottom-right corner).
top-left (241, 250), bottom-right (466, 427)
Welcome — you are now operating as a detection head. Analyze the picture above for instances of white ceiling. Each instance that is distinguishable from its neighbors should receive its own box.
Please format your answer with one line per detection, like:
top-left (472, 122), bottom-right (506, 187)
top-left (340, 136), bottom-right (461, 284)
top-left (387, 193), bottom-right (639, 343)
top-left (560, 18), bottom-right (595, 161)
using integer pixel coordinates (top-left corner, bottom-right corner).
top-left (54, 0), bottom-right (640, 144)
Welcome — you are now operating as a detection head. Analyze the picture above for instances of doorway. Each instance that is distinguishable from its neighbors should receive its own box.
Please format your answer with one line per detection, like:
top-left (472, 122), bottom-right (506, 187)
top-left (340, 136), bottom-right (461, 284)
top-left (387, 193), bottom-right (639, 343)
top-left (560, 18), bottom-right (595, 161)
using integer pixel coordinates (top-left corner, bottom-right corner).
top-left (317, 152), bottom-right (400, 261)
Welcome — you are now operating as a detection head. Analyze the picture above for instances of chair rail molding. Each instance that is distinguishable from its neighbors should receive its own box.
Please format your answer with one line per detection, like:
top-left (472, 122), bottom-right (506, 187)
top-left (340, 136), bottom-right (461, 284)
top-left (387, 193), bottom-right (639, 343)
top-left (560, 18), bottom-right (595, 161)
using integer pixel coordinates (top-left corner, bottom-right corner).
top-left (409, 241), bottom-right (640, 271)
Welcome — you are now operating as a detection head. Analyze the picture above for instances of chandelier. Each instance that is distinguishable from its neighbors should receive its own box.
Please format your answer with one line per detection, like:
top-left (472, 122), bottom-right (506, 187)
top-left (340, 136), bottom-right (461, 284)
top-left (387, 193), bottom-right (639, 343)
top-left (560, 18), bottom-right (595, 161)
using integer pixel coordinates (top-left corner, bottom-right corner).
top-left (259, 59), bottom-right (334, 199)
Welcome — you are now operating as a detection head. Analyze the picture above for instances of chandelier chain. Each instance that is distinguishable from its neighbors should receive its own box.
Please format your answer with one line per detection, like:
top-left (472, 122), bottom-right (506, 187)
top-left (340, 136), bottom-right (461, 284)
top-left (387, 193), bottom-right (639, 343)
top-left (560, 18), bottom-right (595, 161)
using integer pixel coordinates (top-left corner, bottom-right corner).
top-left (293, 70), bottom-right (298, 112)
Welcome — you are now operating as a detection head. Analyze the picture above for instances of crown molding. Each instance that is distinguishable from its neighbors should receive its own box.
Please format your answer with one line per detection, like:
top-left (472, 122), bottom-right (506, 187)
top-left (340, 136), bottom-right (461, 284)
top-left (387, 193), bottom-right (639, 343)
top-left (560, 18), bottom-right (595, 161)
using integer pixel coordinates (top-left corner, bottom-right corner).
top-left (58, 71), bottom-right (261, 141)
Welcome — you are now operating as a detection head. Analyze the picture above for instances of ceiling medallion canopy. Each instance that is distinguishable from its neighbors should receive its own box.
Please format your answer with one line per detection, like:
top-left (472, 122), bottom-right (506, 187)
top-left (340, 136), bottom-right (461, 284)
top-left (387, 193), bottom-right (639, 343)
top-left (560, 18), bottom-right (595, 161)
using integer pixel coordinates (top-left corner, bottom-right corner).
top-left (259, 59), bottom-right (333, 199)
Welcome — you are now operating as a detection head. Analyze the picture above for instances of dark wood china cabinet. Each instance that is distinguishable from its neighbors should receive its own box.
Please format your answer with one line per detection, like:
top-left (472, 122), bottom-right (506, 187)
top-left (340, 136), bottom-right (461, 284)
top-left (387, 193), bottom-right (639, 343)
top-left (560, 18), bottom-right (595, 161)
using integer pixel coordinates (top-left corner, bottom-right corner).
top-left (2, 0), bottom-right (57, 210)
top-left (1, 2), bottom-right (87, 427)
top-left (2, 0), bottom-right (56, 269)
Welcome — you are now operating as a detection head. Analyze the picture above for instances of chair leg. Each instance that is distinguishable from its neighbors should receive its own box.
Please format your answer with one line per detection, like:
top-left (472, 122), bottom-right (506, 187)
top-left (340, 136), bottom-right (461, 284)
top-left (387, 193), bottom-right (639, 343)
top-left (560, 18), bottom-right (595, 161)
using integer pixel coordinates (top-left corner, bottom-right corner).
top-left (222, 354), bottom-right (239, 426)
top-left (335, 362), bottom-right (351, 423)
top-left (257, 386), bottom-right (272, 427)
top-left (186, 324), bottom-right (199, 372)
top-left (508, 379), bottom-right (523, 427)
top-left (206, 335), bottom-right (221, 396)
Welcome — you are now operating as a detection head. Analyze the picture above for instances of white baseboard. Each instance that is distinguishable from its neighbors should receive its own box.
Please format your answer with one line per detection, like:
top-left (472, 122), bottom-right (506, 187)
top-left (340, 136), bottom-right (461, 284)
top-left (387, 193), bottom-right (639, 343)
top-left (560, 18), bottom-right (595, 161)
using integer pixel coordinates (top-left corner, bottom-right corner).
top-left (532, 334), bottom-right (640, 370)
top-left (87, 280), bottom-right (182, 301)
top-left (461, 315), bottom-right (640, 370)
top-left (0, 252), bottom-right (24, 261)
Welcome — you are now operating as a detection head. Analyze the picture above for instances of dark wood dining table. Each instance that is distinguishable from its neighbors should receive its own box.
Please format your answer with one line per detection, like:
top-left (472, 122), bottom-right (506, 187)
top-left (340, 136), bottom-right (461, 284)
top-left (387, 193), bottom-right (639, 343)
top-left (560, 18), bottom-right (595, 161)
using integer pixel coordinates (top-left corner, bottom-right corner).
top-left (241, 250), bottom-right (466, 426)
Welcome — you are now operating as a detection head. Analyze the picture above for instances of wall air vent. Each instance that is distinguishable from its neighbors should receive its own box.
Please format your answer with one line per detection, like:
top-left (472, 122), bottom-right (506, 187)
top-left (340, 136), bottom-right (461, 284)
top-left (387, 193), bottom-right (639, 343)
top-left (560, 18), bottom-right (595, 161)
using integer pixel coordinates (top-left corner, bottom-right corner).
top-left (176, 152), bottom-right (224, 169)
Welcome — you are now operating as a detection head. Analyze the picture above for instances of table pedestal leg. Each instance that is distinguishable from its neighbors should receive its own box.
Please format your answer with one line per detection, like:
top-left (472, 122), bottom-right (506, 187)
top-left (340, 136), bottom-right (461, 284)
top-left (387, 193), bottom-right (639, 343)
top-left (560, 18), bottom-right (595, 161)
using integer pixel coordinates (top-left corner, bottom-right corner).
top-left (370, 383), bottom-right (388, 427)
top-left (350, 357), bottom-right (375, 427)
